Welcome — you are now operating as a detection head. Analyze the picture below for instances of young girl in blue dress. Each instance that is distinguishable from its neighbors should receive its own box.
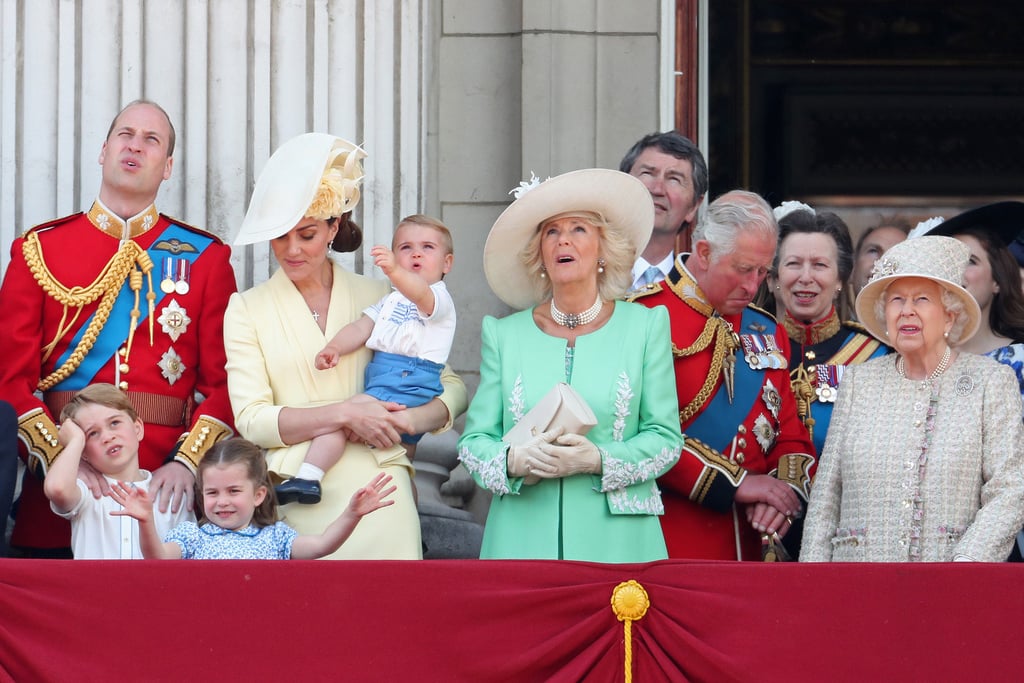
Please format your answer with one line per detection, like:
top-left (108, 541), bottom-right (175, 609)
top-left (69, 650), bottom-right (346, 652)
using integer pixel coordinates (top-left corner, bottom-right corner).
top-left (110, 438), bottom-right (395, 559)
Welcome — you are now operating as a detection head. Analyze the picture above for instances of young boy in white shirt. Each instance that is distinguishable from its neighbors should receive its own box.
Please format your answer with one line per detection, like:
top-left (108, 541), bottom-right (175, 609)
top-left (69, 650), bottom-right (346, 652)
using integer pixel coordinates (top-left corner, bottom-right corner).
top-left (44, 384), bottom-right (193, 558)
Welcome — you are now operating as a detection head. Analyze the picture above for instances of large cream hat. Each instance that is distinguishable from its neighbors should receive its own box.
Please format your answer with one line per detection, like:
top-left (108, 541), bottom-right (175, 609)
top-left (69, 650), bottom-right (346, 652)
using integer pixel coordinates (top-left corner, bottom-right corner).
top-left (234, 133), bottom-right (366, 246)
top-left (854, 235), bottom-right (980, 344)
top-left (483, 169), bottom-right (654, 309)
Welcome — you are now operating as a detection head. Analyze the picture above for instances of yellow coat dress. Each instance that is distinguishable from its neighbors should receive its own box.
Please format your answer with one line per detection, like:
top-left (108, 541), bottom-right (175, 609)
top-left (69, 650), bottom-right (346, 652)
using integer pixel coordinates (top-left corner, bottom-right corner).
top-left (224, 263), bottom-right (466, 559)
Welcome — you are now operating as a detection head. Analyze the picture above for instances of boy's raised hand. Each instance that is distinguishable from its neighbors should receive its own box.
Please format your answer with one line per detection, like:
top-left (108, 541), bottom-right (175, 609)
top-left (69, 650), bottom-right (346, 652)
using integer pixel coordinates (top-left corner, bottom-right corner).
top-left (109, 481), bottom-right (155, 523)
top-left (348, 472), bottom-right (396, 517)
top-left (370, 245), bottom-right (396, 275)
top-left (59, 418), bottom-right (110, 500)
top-left (57, 418), bottom-right (85, 448)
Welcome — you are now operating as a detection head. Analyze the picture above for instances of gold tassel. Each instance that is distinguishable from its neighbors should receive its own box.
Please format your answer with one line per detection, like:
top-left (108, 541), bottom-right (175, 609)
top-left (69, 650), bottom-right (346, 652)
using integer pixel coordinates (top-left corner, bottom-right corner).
top-left (790, 365), bottom-right (816, 444)
top-left (611, 580), bottom-right (650, 683)
top-left (124, 268), bottom-right (143, 363)
top-left (136, 251), bottom-right (156, 343)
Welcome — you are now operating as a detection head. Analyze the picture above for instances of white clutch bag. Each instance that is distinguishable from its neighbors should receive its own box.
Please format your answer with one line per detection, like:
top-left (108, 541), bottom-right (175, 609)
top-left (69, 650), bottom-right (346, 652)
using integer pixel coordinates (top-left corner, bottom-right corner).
top-left (503, 382), bottom-right (598, 445)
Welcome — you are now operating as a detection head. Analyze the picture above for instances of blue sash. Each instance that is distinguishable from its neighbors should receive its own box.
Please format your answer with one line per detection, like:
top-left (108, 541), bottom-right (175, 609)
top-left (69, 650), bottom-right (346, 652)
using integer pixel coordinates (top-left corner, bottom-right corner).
top-left (683, 308), bottom-right (772, 449)
top-left (52, 223), bottom-right (214, 391)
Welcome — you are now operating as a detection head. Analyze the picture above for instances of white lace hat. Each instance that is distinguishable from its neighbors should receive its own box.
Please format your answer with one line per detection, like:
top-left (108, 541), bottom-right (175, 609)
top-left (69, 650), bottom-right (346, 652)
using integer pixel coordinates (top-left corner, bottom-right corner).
top-left (854, 235), bottom-right (980, 344)
top-left (234, 133), bottom-right (366, 246)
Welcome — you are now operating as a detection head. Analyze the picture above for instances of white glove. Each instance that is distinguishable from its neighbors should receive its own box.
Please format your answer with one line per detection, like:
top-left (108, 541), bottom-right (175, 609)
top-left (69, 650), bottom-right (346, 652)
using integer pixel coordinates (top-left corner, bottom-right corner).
top-left (506, 428), bottom-right (563, 483)
top-left (531, 433), bottom-right (602, 478)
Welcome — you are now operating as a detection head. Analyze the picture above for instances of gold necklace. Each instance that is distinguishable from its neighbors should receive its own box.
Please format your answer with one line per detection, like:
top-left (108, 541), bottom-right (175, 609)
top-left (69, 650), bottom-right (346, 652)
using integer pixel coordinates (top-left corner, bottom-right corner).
top-left (896, 346), bottom-right (951, 380)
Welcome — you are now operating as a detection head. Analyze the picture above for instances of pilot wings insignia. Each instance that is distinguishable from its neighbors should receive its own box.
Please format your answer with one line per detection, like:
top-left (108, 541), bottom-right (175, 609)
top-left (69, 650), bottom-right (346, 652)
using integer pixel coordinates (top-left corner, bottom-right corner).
top-left (153, 238), bottom-right (198, 255)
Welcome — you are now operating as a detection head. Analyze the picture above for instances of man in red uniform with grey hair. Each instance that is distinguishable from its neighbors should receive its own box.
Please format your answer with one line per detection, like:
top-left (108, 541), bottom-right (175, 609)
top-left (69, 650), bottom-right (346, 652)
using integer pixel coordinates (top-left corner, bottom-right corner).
top-left (631, 189), bottom-right (815, 561)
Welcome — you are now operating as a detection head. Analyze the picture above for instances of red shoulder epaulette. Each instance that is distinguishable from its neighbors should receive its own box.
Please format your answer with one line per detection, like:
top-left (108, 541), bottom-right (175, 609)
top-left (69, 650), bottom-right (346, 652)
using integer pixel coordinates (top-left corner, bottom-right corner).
top-left (624, 281), bottom-right (664, 303)
top-left (22, 212), bottom-right (85, 237)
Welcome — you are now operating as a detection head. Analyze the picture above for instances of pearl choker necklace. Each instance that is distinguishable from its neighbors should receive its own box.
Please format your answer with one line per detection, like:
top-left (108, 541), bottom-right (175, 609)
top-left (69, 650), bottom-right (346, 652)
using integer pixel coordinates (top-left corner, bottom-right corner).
top-left (896, 346), bottom-right (951, 380)
top-left (550, 296), bottom-right (603, 329)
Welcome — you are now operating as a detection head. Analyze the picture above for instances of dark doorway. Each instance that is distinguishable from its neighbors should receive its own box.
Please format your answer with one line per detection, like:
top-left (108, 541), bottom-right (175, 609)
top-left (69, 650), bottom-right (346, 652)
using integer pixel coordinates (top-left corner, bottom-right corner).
top-left (707, 1), bottom-right (1024, 210)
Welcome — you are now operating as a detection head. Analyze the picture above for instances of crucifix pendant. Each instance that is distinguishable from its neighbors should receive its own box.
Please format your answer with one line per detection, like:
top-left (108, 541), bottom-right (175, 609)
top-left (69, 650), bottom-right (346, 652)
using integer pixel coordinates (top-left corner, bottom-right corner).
top-left (311, 309), bottom-right (320, 322)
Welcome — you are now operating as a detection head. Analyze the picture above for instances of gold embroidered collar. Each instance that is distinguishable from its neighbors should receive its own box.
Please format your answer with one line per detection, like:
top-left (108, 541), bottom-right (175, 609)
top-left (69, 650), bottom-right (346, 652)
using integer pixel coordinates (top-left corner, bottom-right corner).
top-left (88, 200), bottom-right (159, 239)
top-left (782, 307), bottom-right (841, 346)
top-left (665, 255), bottom-right (715, 317)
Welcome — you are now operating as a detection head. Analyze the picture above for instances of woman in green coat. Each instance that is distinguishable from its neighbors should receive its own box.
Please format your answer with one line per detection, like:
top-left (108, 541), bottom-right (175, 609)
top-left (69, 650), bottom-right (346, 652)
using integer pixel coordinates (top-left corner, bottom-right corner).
top-left (458, 169), bottom-right (682, 562)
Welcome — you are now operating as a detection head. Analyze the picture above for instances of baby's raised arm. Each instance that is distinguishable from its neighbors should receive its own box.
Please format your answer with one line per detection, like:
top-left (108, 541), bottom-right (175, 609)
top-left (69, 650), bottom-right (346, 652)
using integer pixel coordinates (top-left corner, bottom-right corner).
top-left (371, 245), bottom-right (435, 315)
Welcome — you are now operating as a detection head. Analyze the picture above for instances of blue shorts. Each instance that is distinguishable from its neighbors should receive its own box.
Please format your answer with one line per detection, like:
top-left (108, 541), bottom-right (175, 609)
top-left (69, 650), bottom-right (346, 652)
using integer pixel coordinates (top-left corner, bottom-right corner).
top-left (364, 351), bottom-right (444, 444)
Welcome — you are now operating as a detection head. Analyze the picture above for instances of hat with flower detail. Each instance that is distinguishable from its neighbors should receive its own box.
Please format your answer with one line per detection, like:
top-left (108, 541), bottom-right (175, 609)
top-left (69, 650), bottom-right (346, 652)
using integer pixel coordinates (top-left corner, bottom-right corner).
top-left (854, 235), bottom-right (980, 345)
top-left (234, 133), bottom-right (366, 245)
top-left (483, 169), bottom-right (653, 310)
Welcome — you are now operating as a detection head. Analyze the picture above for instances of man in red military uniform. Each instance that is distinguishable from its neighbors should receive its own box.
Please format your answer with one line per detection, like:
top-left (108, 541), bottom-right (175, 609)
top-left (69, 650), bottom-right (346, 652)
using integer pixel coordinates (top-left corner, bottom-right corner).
top-left (631, 189), bottom-right (815, 561)
top-left (0, 100), bottom-right (236, 556)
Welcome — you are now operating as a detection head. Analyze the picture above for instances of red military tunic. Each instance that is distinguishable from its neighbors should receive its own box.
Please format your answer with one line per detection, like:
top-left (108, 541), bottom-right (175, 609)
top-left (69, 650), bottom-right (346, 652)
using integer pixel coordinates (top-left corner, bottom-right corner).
top-left (632, 257), bottom-right (815, 560)
top-left (0, 201), bottom-right (236, 550)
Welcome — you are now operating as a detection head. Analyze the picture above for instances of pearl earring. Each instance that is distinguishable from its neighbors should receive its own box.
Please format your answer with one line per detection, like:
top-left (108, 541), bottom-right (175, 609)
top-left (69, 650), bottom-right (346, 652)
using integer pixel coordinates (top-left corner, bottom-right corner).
top-left (597, 258), bottom-right (605, 274)
top-left (539, 266), bottom-right (546, 279)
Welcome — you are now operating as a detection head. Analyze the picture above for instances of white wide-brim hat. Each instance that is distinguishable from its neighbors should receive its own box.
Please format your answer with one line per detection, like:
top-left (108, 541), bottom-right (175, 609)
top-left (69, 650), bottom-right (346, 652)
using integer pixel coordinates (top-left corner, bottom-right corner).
top-left (483, 169), bottom-right (654, 310)
top-left (234, 132), bottom-right (366, 246)
top-left (854, 235), bottom-right (980, 344)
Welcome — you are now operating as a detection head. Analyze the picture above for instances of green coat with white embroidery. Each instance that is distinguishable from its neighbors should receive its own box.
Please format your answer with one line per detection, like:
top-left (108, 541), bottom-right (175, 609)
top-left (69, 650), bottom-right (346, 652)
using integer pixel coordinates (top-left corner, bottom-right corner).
top-left (458, 302), bottom-right (682, 561)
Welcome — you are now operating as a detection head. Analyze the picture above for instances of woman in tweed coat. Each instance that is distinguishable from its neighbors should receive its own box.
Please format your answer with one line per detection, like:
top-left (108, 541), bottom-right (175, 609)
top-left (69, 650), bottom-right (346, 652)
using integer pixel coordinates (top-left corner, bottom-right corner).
top-left (801, 236), bottom-right (1024, 562)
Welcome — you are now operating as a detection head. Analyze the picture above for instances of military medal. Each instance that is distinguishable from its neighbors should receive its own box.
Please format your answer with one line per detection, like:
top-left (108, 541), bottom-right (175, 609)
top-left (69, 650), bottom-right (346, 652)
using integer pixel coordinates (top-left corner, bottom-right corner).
top-left (814, 365), bottom-right (840, 403)
top-left (761, 379), bottom-right (782, 418)
top-left (741, 333), bottom-right (784, 370)
top-left (762, 334), bottom-right (785, 369)
top-left (158, 347), bottom-right (186, 385)
top-left (160, 257), bottom-right (176, 293)
top-left (753, 413), bottom-right (777, 452)
top-left (174, 259), bottom-right (191, 295)
top-left (740, 335), bottom-right (760, 369)
top-left (157, 299), bottom-right (192, 342)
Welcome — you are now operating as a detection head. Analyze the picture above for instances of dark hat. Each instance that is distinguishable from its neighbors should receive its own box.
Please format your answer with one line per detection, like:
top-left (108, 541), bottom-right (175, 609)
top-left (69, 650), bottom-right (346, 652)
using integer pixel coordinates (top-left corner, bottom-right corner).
top-left (928, 201), bottom-right (1024, 247)
top-left (928, 201), bottom-right (1024, 267)
top-left (1010, 240), bottom-right (1024, 268)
